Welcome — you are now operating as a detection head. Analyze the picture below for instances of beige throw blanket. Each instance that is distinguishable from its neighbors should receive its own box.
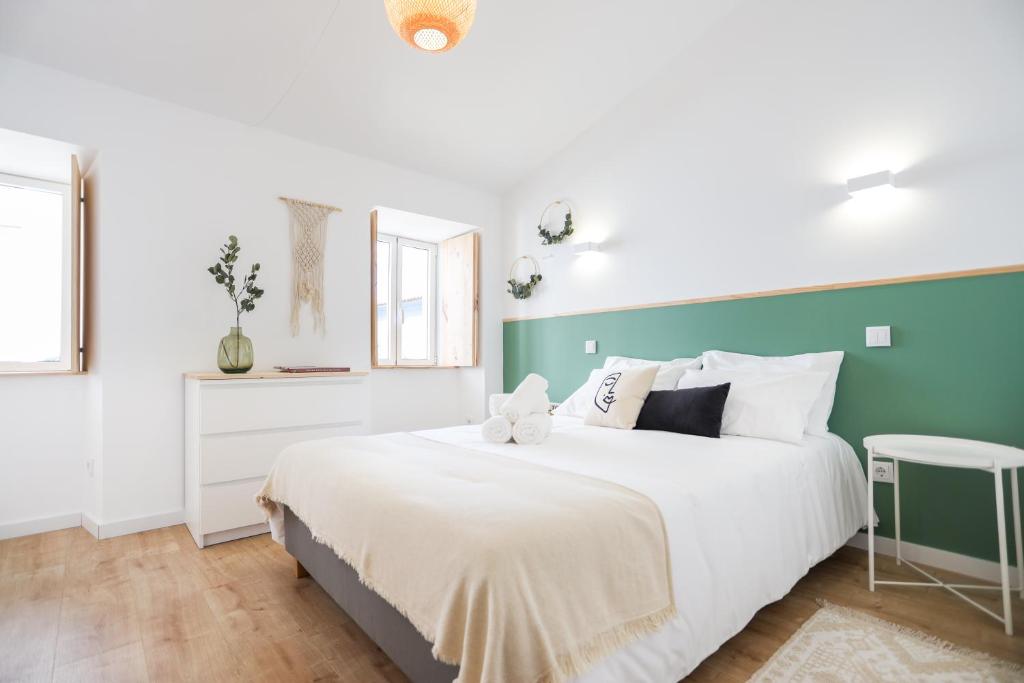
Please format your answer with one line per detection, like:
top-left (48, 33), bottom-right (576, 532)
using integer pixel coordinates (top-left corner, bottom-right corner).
top-left (256, 433), bottom-right (675, 683)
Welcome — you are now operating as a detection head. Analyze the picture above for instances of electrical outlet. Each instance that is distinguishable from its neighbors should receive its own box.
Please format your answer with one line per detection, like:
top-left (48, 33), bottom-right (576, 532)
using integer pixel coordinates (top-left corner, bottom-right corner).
top-left (872, 461), bottom-right (894, 483)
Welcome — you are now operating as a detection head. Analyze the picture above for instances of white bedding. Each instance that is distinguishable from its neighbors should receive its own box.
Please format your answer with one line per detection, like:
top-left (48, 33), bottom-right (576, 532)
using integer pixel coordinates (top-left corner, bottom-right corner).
top-left (417, 415), bottom-right (868, 683)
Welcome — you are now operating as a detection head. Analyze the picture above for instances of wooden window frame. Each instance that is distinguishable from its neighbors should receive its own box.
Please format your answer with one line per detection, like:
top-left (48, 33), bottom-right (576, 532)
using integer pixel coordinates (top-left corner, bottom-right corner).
top-left (374, 232), bottom-right (438, 367)
top-left (371, 210), bottom-right (478, 369)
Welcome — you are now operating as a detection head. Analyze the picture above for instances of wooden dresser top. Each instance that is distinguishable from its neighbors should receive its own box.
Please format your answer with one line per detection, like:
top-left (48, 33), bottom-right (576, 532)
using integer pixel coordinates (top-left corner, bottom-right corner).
top-left (184, 370), bottom-right (369, 380)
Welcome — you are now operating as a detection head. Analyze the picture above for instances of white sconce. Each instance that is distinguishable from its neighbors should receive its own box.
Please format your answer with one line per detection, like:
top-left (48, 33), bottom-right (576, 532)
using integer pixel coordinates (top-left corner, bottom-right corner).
top-left (847, 170), bottom-right (896, 196)
top-left (573, 241), bottom-right (602, 256)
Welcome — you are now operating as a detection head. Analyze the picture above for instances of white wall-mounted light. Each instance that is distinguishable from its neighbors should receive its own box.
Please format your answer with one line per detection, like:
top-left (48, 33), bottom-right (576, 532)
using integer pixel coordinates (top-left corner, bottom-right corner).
top-left (847, 170), bottom-right (896, 196)
top-left (573, 241), bottom-right (602, 255)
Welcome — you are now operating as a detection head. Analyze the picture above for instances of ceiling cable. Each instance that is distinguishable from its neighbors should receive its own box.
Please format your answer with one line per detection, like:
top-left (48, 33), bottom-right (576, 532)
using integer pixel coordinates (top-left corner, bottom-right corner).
top-left (253, 0), bottom-right (342, 127)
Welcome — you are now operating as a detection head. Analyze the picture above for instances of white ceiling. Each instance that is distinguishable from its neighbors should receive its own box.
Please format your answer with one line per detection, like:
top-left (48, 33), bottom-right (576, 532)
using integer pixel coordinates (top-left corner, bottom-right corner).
top-left (0, 0), bottom-right (740, 190)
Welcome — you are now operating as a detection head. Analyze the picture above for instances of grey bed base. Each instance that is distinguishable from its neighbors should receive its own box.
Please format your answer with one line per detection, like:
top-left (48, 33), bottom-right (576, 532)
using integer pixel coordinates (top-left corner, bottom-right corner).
top-left (283, 505), bottom-right (460, 683)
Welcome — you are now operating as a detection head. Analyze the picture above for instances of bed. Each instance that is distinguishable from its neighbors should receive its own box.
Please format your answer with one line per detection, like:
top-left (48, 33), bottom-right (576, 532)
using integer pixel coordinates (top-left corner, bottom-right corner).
top-left (261, 415), bottom-right (868, 683)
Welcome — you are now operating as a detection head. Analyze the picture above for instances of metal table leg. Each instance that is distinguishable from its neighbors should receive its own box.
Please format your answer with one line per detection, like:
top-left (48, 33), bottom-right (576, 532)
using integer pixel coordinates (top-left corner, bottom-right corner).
top-left (894, 459), bottom-right (901, 567)
top-left (868, 446), bottom-right (875, 592)
top-left (995, 469), bottom-right (1013, 636)
top-left (1012, 468), bottom-right (1023, 599)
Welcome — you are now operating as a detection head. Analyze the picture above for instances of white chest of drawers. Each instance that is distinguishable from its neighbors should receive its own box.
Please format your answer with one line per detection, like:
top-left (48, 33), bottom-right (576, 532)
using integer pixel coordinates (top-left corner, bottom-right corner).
top-left (184, 371), bottom-right (369, 548)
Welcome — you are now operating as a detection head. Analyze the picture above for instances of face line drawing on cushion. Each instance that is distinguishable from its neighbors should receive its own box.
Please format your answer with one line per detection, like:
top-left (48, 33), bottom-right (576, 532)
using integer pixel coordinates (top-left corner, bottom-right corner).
top-left (594, 372), bottom-right (621, 413)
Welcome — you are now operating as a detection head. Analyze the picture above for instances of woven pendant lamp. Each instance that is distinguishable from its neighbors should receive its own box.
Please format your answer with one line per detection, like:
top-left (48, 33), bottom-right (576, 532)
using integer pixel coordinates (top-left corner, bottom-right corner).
top-left (384, 0), bottom-right (476, 53)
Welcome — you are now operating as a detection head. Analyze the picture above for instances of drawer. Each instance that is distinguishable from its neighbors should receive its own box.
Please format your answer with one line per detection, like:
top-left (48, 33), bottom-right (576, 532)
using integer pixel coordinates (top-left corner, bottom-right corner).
top-left (199, 378), bottom-right (366, 434)
top-left (201, 478), bottom-right (266, 534)
top-left (200, 424), bottom-right (363, 485)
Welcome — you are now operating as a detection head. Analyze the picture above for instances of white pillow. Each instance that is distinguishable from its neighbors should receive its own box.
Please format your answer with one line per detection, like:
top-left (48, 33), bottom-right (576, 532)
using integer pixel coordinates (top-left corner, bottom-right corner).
top-left (701, 350), bottom-right (844, 436)
top-left (676, 368), bottom-right (829, 444)
top-left (603, 356), bottom-right (702, 391)
top-left (584, 366), bottom-right (659, 429)
top-left (556, 357), bottom-right (703, 417)
top-left (553, 369), bottom-right (608, 418)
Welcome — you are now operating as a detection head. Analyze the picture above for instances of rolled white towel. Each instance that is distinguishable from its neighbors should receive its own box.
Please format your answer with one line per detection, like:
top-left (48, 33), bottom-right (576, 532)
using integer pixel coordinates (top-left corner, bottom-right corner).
top-left (500, 373), bottom-right (550, 423)
top-left (489, 393), bottom-right (513, 417)
top-left (481, 415), bottom-right (513, 443)
top-left (512, 412), bottom-right (552, 445)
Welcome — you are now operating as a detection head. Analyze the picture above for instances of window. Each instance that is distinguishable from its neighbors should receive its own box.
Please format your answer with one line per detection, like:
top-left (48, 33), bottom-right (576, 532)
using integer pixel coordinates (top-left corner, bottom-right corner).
top-left (375, 233), bottom-right (437, 365)
top-left (371, 209), bottom-right (478, 368)
top-left (0, 168), bottom-right (81, 373)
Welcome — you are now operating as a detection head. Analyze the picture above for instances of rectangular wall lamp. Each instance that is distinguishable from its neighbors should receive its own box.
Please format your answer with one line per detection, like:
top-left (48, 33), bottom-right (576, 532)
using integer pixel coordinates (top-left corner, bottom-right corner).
top-left (847, 170), bottom-right (896, 196)
top-left (573, 241), bottom-right (602, 255)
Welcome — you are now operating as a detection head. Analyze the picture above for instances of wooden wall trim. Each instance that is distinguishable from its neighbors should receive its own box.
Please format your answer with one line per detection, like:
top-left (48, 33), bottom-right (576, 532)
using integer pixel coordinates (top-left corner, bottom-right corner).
top-left (502, 263), bottom-right (1024, 323)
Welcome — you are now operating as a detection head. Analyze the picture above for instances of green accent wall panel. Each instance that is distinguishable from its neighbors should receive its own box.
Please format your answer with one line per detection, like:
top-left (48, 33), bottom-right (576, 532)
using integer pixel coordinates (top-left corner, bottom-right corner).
top-left (503, 271), bottom-right (1024, 564)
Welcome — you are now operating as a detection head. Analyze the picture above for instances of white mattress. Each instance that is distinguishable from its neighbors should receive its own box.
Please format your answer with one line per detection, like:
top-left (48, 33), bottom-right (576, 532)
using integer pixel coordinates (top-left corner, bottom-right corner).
top-left (418, 416), bottom-right (868, 683)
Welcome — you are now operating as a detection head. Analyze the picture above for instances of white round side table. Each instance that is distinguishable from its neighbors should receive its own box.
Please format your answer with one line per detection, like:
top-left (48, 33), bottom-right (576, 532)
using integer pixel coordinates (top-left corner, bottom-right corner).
top-left (864, 434), bottom-right (1024, 635)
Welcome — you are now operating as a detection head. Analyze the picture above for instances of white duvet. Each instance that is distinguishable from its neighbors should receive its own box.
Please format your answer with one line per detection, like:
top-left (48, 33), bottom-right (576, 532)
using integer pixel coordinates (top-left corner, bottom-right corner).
top-left (417, 416), bottom-right (868, 683)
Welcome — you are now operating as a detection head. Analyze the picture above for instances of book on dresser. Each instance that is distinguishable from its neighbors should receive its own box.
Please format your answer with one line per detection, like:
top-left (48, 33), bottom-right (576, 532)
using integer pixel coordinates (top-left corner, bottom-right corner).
top-left (183, 370), bottom-right (369, 548)
top-left (273, 365), bottom-right (351, 373)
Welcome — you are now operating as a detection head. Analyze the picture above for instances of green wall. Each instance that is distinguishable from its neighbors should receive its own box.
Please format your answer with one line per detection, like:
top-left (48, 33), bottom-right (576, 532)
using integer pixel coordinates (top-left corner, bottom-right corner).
top-left (504, 271), bottom-right (1024, 564)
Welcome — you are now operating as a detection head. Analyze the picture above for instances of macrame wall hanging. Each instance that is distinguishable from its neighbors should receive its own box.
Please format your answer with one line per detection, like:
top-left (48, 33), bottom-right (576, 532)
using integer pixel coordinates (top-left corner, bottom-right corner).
top-left (279, 196), bottom-right (342, 336)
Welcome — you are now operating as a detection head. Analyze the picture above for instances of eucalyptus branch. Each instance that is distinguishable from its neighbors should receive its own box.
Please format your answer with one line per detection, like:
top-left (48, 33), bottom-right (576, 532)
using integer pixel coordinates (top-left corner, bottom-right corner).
top-left (207, 235), bottom-right (263, 328)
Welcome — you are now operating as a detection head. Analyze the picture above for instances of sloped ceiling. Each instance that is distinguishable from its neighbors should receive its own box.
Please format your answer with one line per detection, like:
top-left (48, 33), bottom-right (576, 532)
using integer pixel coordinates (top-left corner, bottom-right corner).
top-left (0, 0), bottom-right (741, 190)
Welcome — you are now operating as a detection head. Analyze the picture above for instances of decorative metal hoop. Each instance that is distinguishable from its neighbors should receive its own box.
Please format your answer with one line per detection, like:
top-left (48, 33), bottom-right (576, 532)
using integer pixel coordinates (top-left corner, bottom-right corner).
top-left (509, 255), bottom-right (540, 282)
top-left (537, 200), bottom-right (574, 245)
top-left (507, 255), bottom-right (542, 300)
top-left (539, 200), bottom-right (572, 228)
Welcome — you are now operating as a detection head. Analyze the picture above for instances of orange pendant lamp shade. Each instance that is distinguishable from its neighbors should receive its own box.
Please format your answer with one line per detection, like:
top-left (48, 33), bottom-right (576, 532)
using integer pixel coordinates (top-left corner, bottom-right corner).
top-left (384, 0), bottom-right (476, 53)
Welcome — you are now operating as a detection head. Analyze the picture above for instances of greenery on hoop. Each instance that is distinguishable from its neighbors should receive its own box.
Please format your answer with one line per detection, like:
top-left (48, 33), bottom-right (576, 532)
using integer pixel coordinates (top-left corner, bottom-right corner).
top-left (507, 273), bottom-right (543, 300)
top-left (537, 203), bottom-right (574, 245)
top-left (207, 235), bottom-right (265, 328)
top-left (507, 255), bottom-right (543, 299)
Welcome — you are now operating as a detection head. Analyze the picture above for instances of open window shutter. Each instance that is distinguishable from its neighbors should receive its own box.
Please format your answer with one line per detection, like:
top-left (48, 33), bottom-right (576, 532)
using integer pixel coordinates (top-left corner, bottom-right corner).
top-left (370, 210), bottom-right (379, 366)
top-left (439, 231), bottom-right (478, 367)
top-left (71, 154), bottom-right (84, 372)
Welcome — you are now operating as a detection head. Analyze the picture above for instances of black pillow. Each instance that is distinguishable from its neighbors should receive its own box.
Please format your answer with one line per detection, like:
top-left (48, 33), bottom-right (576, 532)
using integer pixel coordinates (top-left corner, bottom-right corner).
top-left (635, 383), bottom-right (731, 438)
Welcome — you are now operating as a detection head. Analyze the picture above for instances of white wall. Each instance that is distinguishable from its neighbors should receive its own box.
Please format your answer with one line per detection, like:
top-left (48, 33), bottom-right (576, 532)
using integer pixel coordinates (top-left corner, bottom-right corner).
top-left (503, 0), bottom-right (1024, 320)
top-left (0, 130), bottom-right (94, 535)
top-left (370, 370), bottom-right (478, 434)
top-left (0, 375), bottom-right (86, 534)
top-left (0, 55), bottom-right (501, 532)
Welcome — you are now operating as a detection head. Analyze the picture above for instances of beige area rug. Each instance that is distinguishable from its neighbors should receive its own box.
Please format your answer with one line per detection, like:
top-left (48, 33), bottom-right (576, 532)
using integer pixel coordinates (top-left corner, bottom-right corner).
top-left (749, 601), bottom-right (1023, 682)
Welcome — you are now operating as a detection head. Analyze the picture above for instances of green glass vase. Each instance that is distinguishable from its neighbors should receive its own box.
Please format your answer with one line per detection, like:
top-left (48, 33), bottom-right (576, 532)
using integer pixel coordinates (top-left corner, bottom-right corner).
top-left (217, 326), bottom-right (253, 374)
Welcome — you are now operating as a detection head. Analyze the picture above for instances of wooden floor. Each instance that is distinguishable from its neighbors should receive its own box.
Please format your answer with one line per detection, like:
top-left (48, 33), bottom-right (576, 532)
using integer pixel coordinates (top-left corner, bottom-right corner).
top-left (1, 525), bottom-right (1021, 682)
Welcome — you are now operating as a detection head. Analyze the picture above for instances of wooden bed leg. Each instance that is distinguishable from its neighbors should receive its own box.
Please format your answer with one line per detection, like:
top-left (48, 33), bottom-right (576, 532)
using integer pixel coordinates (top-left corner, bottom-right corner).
top-left (295, 559), bottom-right (310, 579)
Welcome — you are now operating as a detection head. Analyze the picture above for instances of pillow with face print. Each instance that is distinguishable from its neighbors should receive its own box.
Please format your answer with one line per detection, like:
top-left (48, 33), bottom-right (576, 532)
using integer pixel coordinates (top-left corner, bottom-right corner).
top-left (583, 365), bottom-right (659, 429)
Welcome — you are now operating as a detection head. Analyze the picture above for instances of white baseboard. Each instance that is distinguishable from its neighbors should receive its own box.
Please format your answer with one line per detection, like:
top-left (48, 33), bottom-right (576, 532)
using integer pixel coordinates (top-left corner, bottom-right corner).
top-left (847, 532), bottom-right (1017, 585)
top-left (0, 508), bottom-right (185, 541)
top-left (0, 512), bottom-right (81, 541)
top-left (81, 512), bottom-right (99, 539)
top-left (94, 508), bottom-right (185, 540)
top-left (1, 508), bottom-right (186, 542)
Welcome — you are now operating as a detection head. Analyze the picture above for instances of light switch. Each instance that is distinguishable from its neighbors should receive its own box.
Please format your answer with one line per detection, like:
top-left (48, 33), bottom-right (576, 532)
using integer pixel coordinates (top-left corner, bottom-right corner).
top-left (585, 340), bottom-right (598, 354)
top-left (865, 326), bottom-right (891, 348)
